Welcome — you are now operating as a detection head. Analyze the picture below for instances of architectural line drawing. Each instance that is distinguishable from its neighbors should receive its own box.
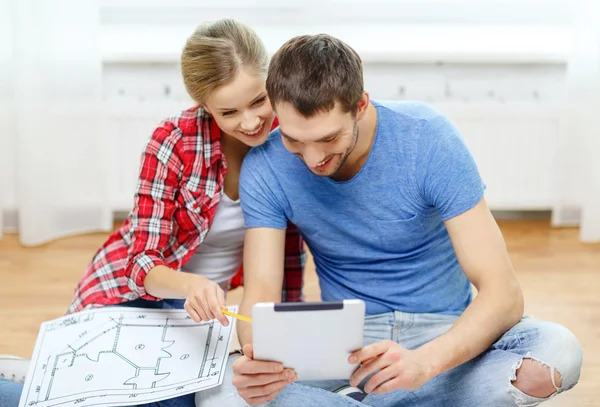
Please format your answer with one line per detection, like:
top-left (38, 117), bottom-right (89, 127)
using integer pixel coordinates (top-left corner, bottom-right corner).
top-left (19, 306), bottom-right (237, 407)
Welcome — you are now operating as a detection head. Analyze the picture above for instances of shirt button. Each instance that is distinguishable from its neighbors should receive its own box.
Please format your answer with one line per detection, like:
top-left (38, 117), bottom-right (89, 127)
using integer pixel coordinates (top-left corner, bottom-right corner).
top-left (193, 202), bottom-right (199, 209)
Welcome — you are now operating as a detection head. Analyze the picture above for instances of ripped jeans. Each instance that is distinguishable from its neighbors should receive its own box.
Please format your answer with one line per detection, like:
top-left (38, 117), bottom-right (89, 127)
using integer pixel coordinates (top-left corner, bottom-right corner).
top-left (197, 312), bottom-right (582, 407)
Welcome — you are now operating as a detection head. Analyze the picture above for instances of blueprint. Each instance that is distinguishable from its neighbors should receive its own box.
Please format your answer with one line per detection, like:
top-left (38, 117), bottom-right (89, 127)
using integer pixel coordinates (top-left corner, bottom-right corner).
top-left (19, 306), bottom-right (237, 407)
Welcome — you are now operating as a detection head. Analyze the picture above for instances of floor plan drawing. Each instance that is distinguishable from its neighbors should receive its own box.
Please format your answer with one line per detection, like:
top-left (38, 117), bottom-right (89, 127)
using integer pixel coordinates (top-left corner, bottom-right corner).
top-left (19, 306), bottom-right (237, 407)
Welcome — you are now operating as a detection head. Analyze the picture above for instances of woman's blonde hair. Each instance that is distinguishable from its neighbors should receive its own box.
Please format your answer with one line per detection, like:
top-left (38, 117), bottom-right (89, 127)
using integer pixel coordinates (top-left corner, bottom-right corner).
top-left (181, 19), bottom-right (268, 104)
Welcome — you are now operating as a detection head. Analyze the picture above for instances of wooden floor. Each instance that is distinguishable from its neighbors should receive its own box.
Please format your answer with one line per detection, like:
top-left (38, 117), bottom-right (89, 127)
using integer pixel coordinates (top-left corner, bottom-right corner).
top-left (0, 220), bottom-right (598, 405)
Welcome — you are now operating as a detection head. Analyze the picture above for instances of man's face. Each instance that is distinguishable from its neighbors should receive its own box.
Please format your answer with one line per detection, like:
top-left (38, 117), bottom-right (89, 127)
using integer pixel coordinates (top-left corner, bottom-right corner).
top-left (276, 102), bottom-right (359, 177)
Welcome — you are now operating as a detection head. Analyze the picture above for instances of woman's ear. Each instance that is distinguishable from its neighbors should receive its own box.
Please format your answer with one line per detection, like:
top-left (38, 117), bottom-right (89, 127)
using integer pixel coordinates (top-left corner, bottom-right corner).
top-left (198, 100), bottom-right (212, 115)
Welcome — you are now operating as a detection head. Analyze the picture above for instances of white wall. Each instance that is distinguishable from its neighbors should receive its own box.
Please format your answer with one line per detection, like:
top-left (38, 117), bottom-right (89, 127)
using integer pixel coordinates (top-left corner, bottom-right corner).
top-left (2, 0), bottom-right (586, 231)
top-left (1, 0), bottom-right (16, 233)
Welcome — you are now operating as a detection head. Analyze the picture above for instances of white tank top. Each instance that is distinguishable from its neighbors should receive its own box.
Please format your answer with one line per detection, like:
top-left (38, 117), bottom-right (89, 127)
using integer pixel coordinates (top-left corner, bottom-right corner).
top-left (182, 193), bottom-right (245, 289)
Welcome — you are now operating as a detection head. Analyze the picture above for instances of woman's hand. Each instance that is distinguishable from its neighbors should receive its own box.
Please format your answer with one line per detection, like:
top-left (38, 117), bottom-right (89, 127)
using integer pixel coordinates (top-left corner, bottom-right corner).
top-left (184, 275), bottom-right (229, 326)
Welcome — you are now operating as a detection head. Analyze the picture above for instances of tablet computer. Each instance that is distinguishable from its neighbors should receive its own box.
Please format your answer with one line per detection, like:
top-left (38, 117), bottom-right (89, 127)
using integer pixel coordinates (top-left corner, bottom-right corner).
top-left (252, 299), bottom-right (365, 381)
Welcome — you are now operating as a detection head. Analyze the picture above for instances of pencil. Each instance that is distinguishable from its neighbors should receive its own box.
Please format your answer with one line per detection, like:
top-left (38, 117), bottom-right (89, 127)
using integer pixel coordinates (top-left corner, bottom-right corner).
top-left (221, 309), bottom-right (252, 323)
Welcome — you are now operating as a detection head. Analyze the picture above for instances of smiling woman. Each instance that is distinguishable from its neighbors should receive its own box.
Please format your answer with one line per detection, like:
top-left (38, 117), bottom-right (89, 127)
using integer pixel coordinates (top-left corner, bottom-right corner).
top-left (0, 18), bottom-right (306, 407)
top-left (202, 68), bottom-right (274, 147)
top-left (180, 20), bottom-right (275, 147)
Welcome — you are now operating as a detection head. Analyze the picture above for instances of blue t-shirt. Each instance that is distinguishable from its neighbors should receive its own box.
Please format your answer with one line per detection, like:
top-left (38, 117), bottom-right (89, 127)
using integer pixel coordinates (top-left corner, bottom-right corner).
top-left (240, 100), bottom-right (485, 316)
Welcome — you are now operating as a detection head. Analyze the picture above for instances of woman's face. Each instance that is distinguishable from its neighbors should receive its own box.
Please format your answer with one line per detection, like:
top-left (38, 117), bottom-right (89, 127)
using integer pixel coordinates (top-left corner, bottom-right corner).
top-left (203, 67), bottom-right (274, 147)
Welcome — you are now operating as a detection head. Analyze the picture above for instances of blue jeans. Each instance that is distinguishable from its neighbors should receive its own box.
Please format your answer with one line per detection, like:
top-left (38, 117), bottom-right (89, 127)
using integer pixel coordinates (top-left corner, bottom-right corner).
top-left (0, 379), bottom-right (22, 407)
top-left (196, 312), bottom-right (582, 406)
top-left (0, 299), bottom-right (195, 407)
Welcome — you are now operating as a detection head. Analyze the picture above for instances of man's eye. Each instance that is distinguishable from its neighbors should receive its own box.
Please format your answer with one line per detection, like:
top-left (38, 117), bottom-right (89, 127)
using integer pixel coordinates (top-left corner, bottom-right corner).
top-left (222, 111), bottom-right (235, 116)
top-left (321, 136), bottom-right (338, 143)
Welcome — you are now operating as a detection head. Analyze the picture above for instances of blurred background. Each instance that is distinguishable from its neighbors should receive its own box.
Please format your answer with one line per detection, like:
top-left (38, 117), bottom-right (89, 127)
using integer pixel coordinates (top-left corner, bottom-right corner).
top-left (0, 0), bottom-right (599, 245)
top-left (0, 1), bottom-right (599, 405)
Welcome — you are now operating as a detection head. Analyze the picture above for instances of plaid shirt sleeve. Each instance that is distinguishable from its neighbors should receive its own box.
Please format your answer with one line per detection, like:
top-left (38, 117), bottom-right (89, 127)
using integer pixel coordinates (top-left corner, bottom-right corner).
top-left (125, 122), bottom-right (183, 299)
top-left (228, 222), bottom-right (306, 302)
top-left (281, 222), bottom-right (306, 302)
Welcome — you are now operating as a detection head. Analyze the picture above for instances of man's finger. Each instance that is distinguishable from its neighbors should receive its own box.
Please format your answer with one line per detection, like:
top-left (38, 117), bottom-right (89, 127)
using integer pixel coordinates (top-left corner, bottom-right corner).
top-left (372, 375), bottom-right (406, 395)
top-left (349, 340), bottom-right (393, 364)
top-left (239, 376), bottom-right (292, 399)
top-left (364, 364), bottom-right (399, 394)
top-left (242, 344), bottom-right (254, 360)
top-left (235, 359), bottom-right (284, 375)
top-left (244, 380), bottom-right (289, 405)
top-left (349, 354), bottom-right (390, 388)
top-left (235, 369), bottom-right (295, 389)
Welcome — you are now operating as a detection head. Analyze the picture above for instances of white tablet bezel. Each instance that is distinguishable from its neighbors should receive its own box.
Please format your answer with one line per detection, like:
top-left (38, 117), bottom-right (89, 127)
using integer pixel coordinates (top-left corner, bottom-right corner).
top-left (252, 299), bottom-right (365, 381)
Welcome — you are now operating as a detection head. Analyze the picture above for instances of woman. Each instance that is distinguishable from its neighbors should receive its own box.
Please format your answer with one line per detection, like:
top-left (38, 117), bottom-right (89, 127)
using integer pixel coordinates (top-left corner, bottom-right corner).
top-left (0, 19), bottom-right (305, 407)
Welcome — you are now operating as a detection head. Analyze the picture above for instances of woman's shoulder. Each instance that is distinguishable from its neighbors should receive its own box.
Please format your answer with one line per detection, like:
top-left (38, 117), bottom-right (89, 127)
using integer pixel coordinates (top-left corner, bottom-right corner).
top-left (149, 105), bottom-right (214, 148)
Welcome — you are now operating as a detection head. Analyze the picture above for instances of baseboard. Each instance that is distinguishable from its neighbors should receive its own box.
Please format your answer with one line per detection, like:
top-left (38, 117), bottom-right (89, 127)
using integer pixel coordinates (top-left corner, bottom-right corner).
top-left (113, 211), bottom-right (131, 221)
top-left (2, 209), bottom-right (561, 235)
top-left (1, 209), bottom-right (18, 233)
top-left (491, 210), bottom-right (552, 221)
top-left (551, 206), bottom-right (582, 227)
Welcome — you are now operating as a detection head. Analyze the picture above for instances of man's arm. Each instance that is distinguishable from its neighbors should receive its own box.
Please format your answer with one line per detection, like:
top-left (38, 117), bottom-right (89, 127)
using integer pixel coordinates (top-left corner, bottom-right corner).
top-left (232, 227), bottom-right (297, 406)
top-left (237, 227), bottom-right (287, 346)
top-left (415, 197), bottom-right (524, 375)
top-left (233, 144), bottom-right (299, 405)
top-left (350, 197), bottom-right (524, 393)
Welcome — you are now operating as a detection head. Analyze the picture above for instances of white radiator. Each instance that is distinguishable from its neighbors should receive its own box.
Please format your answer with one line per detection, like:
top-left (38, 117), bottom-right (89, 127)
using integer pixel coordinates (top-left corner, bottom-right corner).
top-left (106, 103), bottom-right (190, 212)
top-left (107, 102), bottom-right (562, 213)
top-left (102, 58), bottom-right (566, 213)
top-left (440, 103), bottom-right (561, 210)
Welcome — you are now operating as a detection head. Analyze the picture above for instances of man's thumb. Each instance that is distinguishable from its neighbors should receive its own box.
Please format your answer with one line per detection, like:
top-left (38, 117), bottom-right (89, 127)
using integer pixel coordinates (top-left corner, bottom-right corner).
top-left (242, 343), bottom-right (254, 359)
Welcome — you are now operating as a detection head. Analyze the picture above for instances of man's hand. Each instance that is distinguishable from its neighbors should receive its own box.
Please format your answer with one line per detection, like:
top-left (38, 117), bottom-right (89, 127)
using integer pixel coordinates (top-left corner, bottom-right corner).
top-left (232, 344), bottom-right (297, 405)
top-left (349, 340), bottom-right (434, 395)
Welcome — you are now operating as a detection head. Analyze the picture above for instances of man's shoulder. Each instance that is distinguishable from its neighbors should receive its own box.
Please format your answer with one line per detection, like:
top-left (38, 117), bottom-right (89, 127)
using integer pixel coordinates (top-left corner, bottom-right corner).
top-left (373, 99), bottom-right (444, 122)
top-left (245, 127), bottom-right (288, 169)
top-left (374, 100), bottom-right (460, 147)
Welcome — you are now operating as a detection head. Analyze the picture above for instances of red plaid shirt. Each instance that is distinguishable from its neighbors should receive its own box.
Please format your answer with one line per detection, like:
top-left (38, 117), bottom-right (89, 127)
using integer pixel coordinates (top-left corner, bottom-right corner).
top-left (68, 107), bottom-right (305, 314)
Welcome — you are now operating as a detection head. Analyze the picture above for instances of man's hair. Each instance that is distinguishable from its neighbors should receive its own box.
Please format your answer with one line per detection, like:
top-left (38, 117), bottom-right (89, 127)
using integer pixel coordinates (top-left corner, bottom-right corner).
top-left (266, 34), bottom-right (364, 117)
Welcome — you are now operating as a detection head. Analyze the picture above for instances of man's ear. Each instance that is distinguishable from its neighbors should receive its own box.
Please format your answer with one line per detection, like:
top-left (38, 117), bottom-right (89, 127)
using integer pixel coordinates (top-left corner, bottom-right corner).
top-left (355, 92), bottom-right (370, 121)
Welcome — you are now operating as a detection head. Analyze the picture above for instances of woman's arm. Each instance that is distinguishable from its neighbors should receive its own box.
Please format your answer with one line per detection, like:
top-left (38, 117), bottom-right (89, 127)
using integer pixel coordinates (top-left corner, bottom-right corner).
top-left (123, 121), bottom-right (227, 324)
top-left (281, 222), bottom-right (305, 302)
top-left (145, 265), bottom-right (228, 325)
top-left (124, 122), bottom-right (182, 299)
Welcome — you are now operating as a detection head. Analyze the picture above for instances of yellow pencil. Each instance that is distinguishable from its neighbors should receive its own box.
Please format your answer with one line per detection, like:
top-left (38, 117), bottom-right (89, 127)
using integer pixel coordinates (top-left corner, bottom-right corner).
top-left (221, 309), bottom-right (252, 323)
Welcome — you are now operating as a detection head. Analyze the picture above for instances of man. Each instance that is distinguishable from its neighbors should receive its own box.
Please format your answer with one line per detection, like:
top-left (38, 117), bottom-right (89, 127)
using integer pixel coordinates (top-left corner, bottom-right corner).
top-left (197, 34), bottom-right (582, 407)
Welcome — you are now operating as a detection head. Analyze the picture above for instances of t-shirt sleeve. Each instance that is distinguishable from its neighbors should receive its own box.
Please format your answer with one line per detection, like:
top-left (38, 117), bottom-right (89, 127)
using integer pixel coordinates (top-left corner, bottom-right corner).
top-left (239, 149), bottom-right (289, 229)
top-left (416, 114), bottom-right (486, 221)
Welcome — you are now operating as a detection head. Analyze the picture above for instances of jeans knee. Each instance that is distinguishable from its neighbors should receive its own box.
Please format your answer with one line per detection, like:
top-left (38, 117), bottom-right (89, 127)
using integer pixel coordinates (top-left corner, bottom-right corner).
top-left (512, 358), bottom-right (562, 399)
top-left (546, 323), bottom-right (583, 389)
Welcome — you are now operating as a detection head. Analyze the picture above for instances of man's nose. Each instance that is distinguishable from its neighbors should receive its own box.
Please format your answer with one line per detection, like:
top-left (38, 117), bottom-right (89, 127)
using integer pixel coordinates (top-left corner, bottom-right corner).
top-left (303, 147), bottom-right (327, 168)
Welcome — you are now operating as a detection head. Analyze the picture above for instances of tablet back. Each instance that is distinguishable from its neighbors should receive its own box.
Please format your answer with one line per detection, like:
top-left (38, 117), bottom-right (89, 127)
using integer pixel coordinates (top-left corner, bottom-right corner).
top-left (252, 299), bottom-right (365, 381)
